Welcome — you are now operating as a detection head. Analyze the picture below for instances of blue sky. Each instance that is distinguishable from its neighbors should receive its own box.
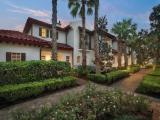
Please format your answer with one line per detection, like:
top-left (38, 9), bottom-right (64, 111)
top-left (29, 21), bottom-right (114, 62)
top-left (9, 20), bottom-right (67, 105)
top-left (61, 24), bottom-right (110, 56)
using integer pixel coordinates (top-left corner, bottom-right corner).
top-left (0, 0), bottom-right (159, 32)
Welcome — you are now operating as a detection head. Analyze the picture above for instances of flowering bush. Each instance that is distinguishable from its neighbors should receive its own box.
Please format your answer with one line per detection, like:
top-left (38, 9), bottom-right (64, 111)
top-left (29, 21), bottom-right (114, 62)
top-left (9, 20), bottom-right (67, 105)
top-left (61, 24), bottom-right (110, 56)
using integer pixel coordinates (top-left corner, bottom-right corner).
top-left (12, 84), bottom-right (151, 120)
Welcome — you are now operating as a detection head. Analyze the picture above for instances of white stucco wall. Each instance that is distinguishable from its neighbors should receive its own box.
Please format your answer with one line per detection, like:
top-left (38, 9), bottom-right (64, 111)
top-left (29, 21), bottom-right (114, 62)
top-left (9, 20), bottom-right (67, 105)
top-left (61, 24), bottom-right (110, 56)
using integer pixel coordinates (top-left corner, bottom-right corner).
top-left (112, 55), bottom-right (118, 67)
top-left (0, 43), bottom-right (40, 62)
top-left (112, 41), bottom-right (118, 50)
top-left (41, 48), bottom-right (73, 66)
top-left (68, 21), bottom-right (95, 67)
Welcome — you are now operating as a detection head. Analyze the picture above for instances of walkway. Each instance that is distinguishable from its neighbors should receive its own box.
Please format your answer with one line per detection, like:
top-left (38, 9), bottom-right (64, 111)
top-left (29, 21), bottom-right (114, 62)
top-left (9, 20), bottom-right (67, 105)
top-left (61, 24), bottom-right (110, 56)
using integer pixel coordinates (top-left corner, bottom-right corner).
top-left (111, 69), bottom-right (151, 92)
top-left (0, 69), bottom-right (160, 120)
top-left (110, 69), bottom-right (160, 120)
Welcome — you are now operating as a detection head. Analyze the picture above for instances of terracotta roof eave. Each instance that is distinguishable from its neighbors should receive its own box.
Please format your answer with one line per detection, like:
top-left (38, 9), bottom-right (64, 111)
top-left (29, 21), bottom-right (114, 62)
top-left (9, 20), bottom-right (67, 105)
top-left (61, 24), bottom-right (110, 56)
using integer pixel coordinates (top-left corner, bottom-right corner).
top-left (0, 30), bottom-right (74, 51)
top-left (23, 17), bottom-right (71, 33)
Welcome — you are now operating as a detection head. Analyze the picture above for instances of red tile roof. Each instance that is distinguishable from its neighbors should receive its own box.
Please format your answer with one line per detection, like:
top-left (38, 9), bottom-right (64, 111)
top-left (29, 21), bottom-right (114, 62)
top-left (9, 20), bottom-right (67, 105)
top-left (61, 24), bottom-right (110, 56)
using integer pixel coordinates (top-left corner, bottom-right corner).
top-left (23, 17), bottom-right (71, 33)
top-left (0, 30), bottom-right (73, 51)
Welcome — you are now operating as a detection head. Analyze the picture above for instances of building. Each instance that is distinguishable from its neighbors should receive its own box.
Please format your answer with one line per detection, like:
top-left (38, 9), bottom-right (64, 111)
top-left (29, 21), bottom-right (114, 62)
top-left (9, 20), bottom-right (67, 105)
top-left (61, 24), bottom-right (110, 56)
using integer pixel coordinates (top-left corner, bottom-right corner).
top-left (0, 17), bottom-right (135, 67)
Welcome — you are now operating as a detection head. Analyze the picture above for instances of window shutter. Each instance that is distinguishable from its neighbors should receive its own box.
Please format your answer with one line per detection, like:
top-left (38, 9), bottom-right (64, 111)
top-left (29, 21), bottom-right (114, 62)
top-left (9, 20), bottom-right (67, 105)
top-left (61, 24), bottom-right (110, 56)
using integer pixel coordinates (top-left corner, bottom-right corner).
top-left (21, 53), bottom-right (26, 61)
top-left (50, 30), bottom-right (52, 38)
top-left (56, 32), bottom-right (59, 40)
top-left (6, 52), bottom-right (11, 62)
top-left (39, 27), bottom-right (42, 36)
top-left (46, 29), bottom-right (49, 38)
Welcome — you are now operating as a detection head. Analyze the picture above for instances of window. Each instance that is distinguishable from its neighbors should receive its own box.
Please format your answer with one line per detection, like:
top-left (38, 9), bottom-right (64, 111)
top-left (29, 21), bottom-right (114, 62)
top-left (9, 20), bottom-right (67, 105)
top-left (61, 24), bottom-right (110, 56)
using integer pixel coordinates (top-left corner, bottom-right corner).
top-left (39, 27), bottom-right (49, 38)
top-left (66, 56), bottom-right (70, 62)
top-left (79, 32), bottom-right (91, 50)
top-left (41, 56), bottom-right (46, 60)
top-left (11, 53), bottom-right (21, 61)
top-left (6, 52), bottom-right (26, 62)
top-left (77, 56), bottom-right (81, 63)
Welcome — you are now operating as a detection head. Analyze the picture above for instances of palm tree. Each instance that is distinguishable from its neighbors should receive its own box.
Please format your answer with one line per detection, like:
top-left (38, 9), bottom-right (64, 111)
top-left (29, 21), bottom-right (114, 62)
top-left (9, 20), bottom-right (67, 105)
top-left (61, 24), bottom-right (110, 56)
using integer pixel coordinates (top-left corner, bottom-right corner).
top-left (68, 0), bottom-right (94, 69)
top-left (52, 0), bottom-right (58, 61)
top-left (112, 19), bottom-right (137, 68)
top-left (112, 22), bottom-right (124, 68)
top-left (94, 0), bottom-right (100, 73)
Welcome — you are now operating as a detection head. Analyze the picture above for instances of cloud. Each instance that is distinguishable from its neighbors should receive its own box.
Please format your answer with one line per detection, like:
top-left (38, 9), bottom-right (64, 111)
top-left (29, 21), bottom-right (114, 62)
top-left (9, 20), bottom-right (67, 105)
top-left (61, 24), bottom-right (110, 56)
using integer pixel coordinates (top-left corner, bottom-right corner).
top-left (14, 24), bottom-right (24, 32)
top-left (6, 1), bottom-right (50, 17)
top-left (100, 1), bottom-right (151, 30)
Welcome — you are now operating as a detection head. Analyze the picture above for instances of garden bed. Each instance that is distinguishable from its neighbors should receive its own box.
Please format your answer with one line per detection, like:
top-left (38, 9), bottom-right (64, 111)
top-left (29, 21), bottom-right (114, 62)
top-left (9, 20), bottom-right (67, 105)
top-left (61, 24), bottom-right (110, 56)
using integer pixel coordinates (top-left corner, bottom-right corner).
top-left (12, 84), bottom-right (152, 120)
top-left (87, 70), bottom-right (129, 84)
top-left (136, 68), bottom-right (160, 98)
top-left (0, 76), bottom-right (77, 106)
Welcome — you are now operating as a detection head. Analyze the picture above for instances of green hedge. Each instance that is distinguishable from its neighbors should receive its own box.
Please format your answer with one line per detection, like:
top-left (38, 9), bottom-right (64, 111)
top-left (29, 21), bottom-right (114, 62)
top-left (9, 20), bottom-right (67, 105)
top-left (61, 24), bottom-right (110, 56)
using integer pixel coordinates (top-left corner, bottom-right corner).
top-left (87, 74), bottom-right (106, 83)
top-left (137, 74), bottom-right (160, 95)
top-left (88, 70), bottom-right (129, 84)
top-left (106, 70), bottom-right (129, 84)
top-left (128, 66), bottom-right (140, 73)
top-left (0, 76), bottom-right (76, 104)
top-left (149, 68), bottom-right (160, 76)
top-left (0, 61), bottom-right (71, 85)
top-left (76, 66), bottom-right (96, 77)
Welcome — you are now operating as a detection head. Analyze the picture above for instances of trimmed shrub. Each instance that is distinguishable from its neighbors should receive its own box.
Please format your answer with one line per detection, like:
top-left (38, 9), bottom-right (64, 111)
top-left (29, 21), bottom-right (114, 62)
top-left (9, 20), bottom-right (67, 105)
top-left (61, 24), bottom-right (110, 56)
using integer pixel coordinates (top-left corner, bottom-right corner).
top-left (0, 60), bottom-right (71, 85)
top-left (106, 70), bottom-right (130, 84)
top-left (149, 68), bottom-right (160, 76)
top-left (12, 85), bottom-right (151, 120)
top-left (88, 71), bottom-right (129, 84)
top-left (0, 76), bottom-right (76, 104)
top-left (128, 66), bottom-right (140, 73)
top-left (87, 74), bottom-right (106, 83)
top-left (137, 75), bottom-right (160, 95)
top-left (76, 66), bottom-right (96, 77)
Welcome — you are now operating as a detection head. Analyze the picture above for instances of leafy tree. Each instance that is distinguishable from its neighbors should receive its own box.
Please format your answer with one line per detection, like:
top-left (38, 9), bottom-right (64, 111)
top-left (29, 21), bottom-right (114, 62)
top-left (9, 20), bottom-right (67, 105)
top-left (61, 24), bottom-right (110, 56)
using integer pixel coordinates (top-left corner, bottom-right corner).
top-left (149, 4), bottom-right (160, 66)
top-left (134, 29), bottom-right (151, 65)
top-left (98, 16), bottom-right (113, 71)
top-left (68, 0), bottom-right (94, 70)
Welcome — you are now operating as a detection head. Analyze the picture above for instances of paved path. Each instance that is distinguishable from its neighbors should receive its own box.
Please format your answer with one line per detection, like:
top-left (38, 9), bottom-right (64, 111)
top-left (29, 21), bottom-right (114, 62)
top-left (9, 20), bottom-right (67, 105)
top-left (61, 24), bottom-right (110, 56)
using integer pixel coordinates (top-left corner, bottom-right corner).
top-left (111, 69), bottom-right (151, 92)
top-left (111, 69), bottom-right (160, 120)
top-left (0, 69), bottom-right (160, 120)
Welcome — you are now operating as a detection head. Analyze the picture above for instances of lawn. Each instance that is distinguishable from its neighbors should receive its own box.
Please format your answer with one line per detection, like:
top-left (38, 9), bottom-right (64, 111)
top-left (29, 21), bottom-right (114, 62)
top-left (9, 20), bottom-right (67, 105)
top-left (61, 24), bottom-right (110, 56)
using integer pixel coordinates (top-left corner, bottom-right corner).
top-left (136, 68), bottom-right (160, 98)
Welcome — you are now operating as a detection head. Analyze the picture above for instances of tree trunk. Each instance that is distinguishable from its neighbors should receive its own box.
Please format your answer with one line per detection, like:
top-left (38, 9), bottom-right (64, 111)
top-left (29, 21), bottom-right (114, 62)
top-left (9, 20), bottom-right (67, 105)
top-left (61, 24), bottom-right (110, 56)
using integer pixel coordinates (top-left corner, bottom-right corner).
top-left (131, 49), bottom-right (134, 65)
top-left (118, 40), bottom-right (122, 68)
top-left (124, 44), bottom-right (128, 68)
top-left (94, 0), bottom-right (100, 73)
top-left (52, 0), bottom-right (57, 61)
top-left (81, 0), bottom-right (87, 69)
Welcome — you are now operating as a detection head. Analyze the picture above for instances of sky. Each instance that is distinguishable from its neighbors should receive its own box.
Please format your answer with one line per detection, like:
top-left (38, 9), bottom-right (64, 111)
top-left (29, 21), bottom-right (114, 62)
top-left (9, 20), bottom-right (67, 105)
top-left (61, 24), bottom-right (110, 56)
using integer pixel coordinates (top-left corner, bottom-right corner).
top-left (0, 0), bottom-right (159, 32)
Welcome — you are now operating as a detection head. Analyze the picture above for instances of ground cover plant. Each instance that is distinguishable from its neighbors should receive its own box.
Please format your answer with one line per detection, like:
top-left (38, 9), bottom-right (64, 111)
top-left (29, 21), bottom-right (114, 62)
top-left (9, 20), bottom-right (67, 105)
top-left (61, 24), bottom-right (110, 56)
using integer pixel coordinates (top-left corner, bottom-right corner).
top-left (136, 68), bottom-right (160, 97)
top-left (12, 84), bottom-right (152, 120)
top-left (88, 70), bottom-right (129, 84)
top-left (0, 60), bottom-right (71, 85)
top-left (0, 76), bottom-right (76, 105)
